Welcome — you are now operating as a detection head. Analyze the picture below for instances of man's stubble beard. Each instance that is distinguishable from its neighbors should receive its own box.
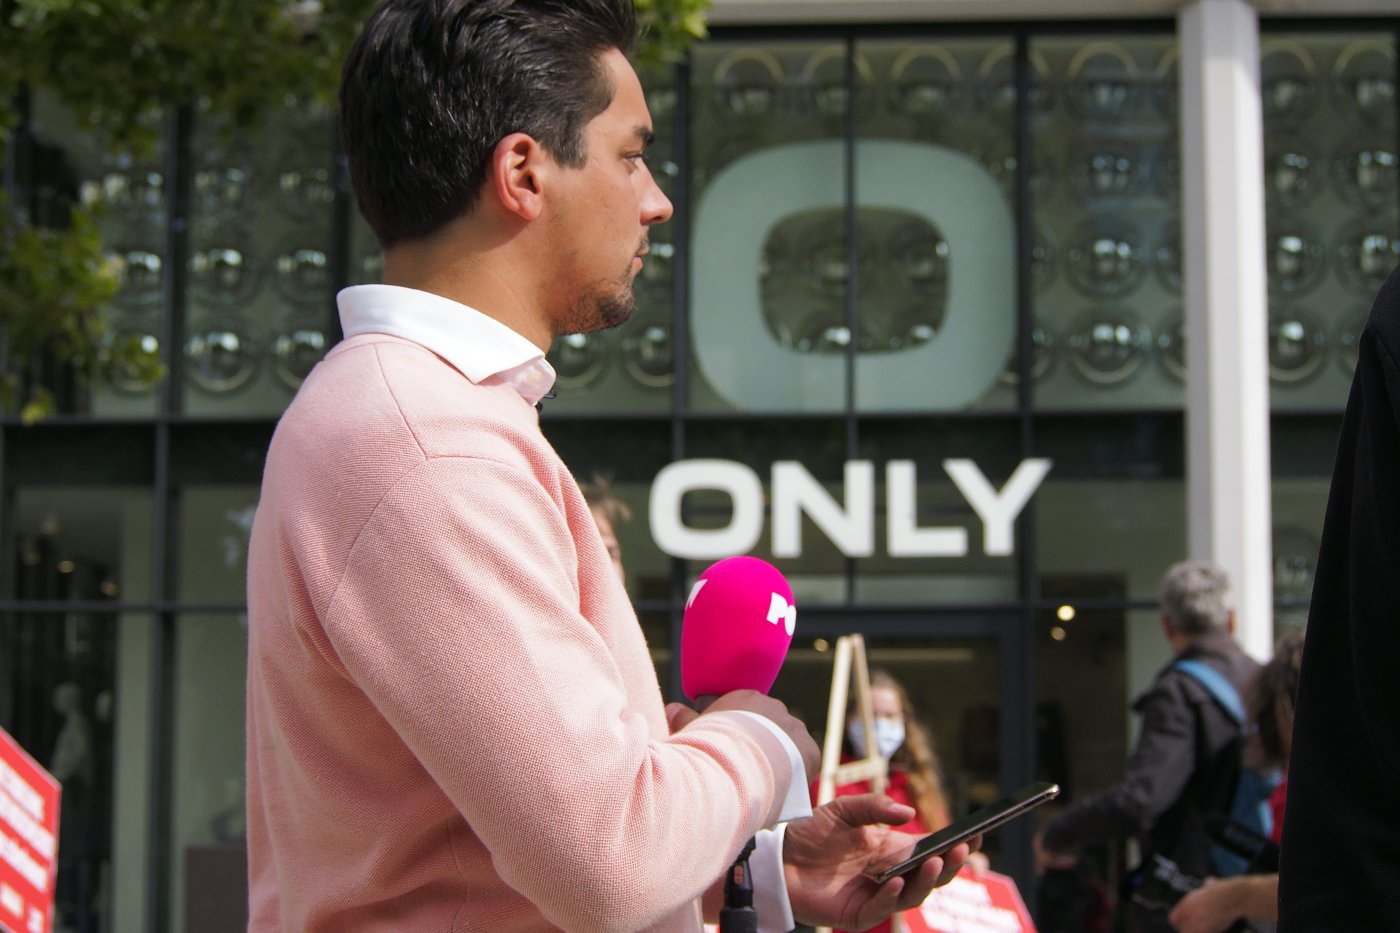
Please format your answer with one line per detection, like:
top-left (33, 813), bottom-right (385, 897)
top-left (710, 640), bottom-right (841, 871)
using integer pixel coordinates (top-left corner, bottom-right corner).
top-left (556, 268), bottom-right (637, 337)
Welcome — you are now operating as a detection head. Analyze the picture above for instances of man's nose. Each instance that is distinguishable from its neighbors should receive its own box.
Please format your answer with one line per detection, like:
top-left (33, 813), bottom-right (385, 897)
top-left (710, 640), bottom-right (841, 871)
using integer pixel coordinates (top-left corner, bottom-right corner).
top-left (643, 169), bottom-right (673, 226)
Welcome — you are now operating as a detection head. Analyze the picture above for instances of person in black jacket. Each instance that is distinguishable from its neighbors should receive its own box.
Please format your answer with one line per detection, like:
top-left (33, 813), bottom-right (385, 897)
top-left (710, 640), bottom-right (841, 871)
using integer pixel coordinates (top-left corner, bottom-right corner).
top-left (1034, 560), bottom-right (1260, 933)
top-left (1277, 265), bottom-right (1400, 929)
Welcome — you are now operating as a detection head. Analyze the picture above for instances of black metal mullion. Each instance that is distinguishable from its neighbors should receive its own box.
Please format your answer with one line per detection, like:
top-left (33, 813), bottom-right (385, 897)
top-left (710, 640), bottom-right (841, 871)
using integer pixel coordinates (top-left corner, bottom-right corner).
top-left (1007, 29), bottom-right (1041, 915)
top-left (843, 35), bottom-right (861, 605)
top-left (144, 101), bottom-right (193, 933)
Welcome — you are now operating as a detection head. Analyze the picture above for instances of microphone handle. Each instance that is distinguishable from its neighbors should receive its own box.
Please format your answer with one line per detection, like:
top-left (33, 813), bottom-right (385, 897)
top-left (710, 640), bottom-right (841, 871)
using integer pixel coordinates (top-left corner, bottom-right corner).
top-left (719, 837), bottom-right (758, 933)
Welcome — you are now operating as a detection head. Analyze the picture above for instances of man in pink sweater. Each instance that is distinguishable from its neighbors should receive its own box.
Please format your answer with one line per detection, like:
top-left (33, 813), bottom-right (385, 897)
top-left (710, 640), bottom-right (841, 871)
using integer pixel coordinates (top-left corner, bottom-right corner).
top-left (246, 1), bottom-right (972, 930)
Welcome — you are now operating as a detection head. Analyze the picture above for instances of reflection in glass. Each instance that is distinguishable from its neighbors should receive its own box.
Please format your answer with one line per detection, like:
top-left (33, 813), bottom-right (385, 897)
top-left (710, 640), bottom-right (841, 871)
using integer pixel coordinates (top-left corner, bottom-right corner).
top-left (1335, 308), bottom-right (1368, 375)
top-left (194, 162), bottom-right (251, 224)
top-left (1072, 142), bottom-right (1138, 200)
top-left (1066, 42), bottom-right (1140, 121)
top-left (1066, 221), bottom-right (1146, 298)
top-left (621, 316), bottom-right (674, 388)
top-left (185, 317), bottom-right (260, 394)
top-left (192, 122), bottom-right (255, 224)
top-left (794, 307), bottom-right (861, 353)
top-left (1147, 137), bottom-right (1180, 200)
top-left (998, 317), bottom-right (1056, 386)
top-left (977, 46), bottom-right (1054, 118)
top-left (640, 230), bottom-right (675, 287)
top-left (1032, 226), bottom-right (1056, 293)
top-left (1066, 311), bottom-right (1149, 385)
top-left (1272, 526), bottom-right (1319, 603)
top-left (109, 242), bottom-right (164, 309)
top-left (1330, 136), bottom-right (1398, 207)
top-left (645, 85), bottom-right (678, 124)
top-left (103, 323), bottom-right (162, 395)
top-left (1335, 221), bottom-right (1400, 295)
top-left (886, 305), bottom-right (940, 350)
top-left (548, 333), bottom-right (607, 389)
top-left (712, 48), bottom-right (785, 119)
top-left (1264, 141), bottom-right (1324, 208)
top-left (975, 136), bottom-right (1053, 201)
top-left (190, 226), bottom-right (260, 306)
top-left (271, 323), bottom-right (329, 390)
top-left (88, 162), bottom-right (165, 226)
top-left (888, 45), bottom-right (963, 120)
top-left (357, 248), bottom-right (384, 286)
top-left (1267, 307), bottom-right (1326, 384)
top-left (276, 164), bottom-right (336, 218)
top-left (1155, 310), bottom-right (1186, 381)
top-left (1332, 40), bottom-right (1395, 124)
top-left (801, 217), bottom-right (862, 298)
top-left (888, 219), bottom-right (949, 298)
top-left (1154, 221), bottom-right (1182, 292)
top-left (800, 47), bottom-right (874, 118)
top-left (1149, 45), bottom-right (1179, 118)
top-left (1259, 41), bottom-right (1319, 125)
top-left (1265, 222), bottom-right (1326, 296)
top-left (272, 242), bottom-right (330, 308)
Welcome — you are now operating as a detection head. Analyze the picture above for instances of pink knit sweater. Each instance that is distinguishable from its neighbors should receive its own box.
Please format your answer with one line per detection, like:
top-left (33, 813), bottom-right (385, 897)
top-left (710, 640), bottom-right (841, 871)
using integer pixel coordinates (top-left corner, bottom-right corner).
top-left (245, 333), bottom-right (793, 931)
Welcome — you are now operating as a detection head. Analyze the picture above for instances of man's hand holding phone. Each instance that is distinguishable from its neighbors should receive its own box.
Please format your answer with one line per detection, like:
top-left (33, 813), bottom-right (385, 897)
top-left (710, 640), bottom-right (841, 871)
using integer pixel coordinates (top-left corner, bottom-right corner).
top-left (868, 782), bottom-right (1061, 885)
top-left (782, 794), bottom-right (976, 931)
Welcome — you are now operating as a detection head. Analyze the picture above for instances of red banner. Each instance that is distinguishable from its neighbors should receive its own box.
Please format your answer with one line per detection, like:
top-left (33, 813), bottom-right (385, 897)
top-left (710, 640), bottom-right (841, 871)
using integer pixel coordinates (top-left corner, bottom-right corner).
top-left (903, 866), bottom-right (1036, 933)
top-left (0, 726), bottom-right (60, 933)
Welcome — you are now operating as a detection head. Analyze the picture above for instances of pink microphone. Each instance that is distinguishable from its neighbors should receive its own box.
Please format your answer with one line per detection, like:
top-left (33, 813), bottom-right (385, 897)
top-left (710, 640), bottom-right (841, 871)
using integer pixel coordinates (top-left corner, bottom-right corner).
top-left (681, 555), bottom-right (797, 707)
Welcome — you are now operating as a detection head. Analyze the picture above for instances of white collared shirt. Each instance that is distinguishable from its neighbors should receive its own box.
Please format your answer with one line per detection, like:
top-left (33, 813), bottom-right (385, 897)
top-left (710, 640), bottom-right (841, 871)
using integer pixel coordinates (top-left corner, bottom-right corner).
top-left (337, 283), bottom-right (557, 406)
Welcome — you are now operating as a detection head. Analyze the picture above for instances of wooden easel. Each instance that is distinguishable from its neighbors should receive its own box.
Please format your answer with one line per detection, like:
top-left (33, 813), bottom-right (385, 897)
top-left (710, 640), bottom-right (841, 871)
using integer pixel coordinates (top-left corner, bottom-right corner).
top-left (814, 634), bottom-right (905, 933)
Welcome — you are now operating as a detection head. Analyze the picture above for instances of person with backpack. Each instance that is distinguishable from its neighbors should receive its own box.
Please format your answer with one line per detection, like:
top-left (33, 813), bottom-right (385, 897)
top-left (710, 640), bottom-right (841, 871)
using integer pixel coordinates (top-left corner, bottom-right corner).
top-left (1033, 560), bottom-right (1261, 933)
top-left (1167, 632), bottom-right (1303, 933)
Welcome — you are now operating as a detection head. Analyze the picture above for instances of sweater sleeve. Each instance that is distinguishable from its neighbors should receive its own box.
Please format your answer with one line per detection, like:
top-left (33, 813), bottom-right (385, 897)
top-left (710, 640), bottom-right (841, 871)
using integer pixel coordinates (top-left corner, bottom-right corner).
top-left (321, 454), bottom-right (793, 931)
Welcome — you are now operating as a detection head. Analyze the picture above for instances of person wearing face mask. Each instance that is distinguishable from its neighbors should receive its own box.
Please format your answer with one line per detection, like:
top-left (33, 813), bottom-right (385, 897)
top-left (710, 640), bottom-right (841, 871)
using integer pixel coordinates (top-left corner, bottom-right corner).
top-left (813, 668), bottom-right (953, 933)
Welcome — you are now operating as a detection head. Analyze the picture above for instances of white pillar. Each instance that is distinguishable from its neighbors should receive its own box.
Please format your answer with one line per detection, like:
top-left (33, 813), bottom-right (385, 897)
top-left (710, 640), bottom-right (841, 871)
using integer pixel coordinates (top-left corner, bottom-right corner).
top-left (1178, 0), bottom-right (1274, 661)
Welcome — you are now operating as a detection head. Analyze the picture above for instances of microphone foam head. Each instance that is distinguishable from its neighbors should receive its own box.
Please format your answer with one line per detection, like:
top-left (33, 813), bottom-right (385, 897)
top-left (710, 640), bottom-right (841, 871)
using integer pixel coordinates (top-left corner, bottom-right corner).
top-left (680, 555), bottom-right (796, 703)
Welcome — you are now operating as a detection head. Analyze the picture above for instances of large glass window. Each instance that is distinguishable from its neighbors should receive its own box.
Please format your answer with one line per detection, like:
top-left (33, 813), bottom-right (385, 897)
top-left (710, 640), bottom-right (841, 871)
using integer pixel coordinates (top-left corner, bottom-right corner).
top-left (7, 15), bottom-right (1392, 931)
top-left (1028, 35), bottom-right (1181, 413)
top-left (1262, 31), bottom-right (1396, 641)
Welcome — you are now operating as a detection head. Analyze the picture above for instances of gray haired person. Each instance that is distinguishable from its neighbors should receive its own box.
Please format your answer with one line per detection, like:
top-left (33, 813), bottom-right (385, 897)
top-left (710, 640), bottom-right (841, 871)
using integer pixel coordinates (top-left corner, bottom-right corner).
top-left (1034, 560), bottom-right (1259, 933)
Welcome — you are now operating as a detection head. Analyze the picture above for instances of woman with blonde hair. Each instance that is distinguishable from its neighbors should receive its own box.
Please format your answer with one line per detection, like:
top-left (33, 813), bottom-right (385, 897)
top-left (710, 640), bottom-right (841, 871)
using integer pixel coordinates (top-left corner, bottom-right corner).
top-left (819, 668), bottom-right (953, 933)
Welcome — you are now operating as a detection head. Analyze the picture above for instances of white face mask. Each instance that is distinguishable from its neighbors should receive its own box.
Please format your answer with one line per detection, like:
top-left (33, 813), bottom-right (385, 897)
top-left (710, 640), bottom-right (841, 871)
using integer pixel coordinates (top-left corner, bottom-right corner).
top-left (847, 719), bottom-right (906, 759)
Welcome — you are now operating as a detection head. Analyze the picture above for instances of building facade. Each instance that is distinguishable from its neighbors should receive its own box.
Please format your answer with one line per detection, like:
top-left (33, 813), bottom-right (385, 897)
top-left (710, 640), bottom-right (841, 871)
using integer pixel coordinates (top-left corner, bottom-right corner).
top-left (1, 0), bottom-right (1393, 929)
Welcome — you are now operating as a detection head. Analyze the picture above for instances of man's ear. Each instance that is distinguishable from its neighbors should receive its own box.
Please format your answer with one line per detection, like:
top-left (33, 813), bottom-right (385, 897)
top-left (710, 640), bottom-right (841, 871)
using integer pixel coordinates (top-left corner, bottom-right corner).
top-left (491, 132), bottom-right (546, 221)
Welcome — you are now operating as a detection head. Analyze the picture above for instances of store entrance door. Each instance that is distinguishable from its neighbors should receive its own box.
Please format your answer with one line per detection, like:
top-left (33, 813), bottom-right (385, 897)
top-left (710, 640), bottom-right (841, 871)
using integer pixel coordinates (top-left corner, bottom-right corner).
top-left (769, 610), bottom-right (1043, 903)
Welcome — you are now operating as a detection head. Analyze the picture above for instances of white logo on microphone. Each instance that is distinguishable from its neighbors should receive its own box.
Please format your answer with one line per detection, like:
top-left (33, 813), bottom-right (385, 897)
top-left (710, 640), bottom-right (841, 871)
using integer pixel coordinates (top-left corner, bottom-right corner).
top-left (767, 593), bottom-right (797, 636)
top-left (686, 578), bottom-right (707, 609)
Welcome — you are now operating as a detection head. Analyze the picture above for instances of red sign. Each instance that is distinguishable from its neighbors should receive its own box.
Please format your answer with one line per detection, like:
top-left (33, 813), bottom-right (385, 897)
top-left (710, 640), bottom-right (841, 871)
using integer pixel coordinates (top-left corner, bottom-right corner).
top-left (0, 726), bottom-right (60, 933)
top-left (902, 866), bottom-right (1036, 933)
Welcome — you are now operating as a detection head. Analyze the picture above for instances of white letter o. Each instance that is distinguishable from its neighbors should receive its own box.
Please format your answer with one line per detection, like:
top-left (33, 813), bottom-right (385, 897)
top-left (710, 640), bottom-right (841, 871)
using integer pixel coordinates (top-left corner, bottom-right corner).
top-left (649, 459), bottom-right (764, 559)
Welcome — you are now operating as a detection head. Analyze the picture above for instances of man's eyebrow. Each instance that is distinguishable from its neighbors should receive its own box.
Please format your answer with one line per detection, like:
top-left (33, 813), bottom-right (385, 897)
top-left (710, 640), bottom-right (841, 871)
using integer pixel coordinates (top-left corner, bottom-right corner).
top-left (635, 126), bottom-right (656, 148)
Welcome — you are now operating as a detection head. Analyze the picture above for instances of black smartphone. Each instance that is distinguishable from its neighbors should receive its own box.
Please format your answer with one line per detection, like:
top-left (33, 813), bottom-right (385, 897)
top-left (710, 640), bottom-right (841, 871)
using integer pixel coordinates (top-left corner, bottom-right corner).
top-left (868, 781), bottom-right (1061, 884)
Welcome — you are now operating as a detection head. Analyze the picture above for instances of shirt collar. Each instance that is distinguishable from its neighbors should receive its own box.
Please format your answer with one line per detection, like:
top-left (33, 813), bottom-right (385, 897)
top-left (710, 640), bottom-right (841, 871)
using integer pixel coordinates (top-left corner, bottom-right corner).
top-left (336, 284), bottom-right (557, 406)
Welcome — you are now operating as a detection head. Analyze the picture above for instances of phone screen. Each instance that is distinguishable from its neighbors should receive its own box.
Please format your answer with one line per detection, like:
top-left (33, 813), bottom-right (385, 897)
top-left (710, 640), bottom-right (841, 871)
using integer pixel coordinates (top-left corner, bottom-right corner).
top-left (869, 781), bottom-right (1060, 884)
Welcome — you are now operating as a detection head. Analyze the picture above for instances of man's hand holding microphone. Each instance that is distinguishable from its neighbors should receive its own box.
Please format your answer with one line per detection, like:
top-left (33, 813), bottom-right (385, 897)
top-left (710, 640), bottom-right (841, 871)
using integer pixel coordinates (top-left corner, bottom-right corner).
top-left (667, 556), bottom-right (974, 931)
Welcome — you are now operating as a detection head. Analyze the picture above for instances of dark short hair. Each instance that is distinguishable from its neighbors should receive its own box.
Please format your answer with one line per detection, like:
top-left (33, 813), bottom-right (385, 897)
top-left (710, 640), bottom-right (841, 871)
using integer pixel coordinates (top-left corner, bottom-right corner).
top-left (1159, 559), bottom-right (1231, 635)
top-left (340, 0), bottom-right (638, 249)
